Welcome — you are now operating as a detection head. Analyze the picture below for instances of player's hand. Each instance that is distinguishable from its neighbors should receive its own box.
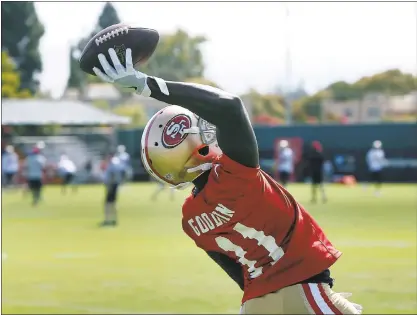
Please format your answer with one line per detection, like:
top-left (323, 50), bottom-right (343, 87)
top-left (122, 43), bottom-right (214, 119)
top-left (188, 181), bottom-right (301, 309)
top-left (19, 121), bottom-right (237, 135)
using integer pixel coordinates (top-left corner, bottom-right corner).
top-left (93, 48), bottom-right (151, 97)
top-left (339, 292), bottom-right (363, 314)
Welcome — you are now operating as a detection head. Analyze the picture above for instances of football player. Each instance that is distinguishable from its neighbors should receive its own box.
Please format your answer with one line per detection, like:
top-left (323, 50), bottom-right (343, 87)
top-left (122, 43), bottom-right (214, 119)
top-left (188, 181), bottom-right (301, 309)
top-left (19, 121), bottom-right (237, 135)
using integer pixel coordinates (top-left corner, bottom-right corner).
top-left (92, 48), bottom-right (363, 314)
top-left (307, 141), bottom-right (327, 204)
top-left (57, 154), bottom-right (77, 194)
top-left (116, 145), bottom-right (132, 183)
top-left (2, 145), bottom-right (19, 188)
top-left (101, 153), bottom-right (125, 227)
top-left (23, 146), bottom-right (46, 206)
top-left (275, 140), bottom-right (294, 187)
top-left (366, 140), bottom-right (386, 196)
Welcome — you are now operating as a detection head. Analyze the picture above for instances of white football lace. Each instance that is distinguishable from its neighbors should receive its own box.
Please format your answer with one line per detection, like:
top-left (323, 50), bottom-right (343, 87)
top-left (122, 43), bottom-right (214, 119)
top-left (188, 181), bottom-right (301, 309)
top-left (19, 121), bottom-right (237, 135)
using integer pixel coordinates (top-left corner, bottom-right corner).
top-left (95, 26), bottom-right (129, 46)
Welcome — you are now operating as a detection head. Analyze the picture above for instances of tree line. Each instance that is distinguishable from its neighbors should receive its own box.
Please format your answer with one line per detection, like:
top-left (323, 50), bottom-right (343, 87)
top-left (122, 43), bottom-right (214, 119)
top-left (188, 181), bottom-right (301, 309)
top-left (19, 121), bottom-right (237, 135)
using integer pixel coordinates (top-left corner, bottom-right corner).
top-left (2, 2), bottom-right (416, 126)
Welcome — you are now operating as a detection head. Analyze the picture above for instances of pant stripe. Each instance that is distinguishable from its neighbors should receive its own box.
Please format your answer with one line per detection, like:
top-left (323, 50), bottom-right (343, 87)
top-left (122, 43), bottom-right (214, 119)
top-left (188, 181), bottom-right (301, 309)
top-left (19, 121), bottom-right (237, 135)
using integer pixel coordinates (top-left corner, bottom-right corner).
top-left (302, 283), bottom-right (324, 314)
top-left (302, 283), bottom-right (343, 314)
top-left (318, 283), bottom-right (343, 314)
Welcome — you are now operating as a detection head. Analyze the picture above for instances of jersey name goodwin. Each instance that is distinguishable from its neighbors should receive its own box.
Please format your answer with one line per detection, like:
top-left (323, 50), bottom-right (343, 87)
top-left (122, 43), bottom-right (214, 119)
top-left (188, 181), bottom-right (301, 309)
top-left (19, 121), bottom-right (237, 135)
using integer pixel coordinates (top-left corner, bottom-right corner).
top-left (188, 204), bottom-right (235, 236)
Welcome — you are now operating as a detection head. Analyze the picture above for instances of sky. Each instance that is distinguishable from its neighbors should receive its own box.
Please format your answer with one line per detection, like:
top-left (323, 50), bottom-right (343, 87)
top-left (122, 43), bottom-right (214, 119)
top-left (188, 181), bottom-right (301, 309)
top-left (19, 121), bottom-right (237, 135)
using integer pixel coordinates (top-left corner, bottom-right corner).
top-left (34, 1), bottom-right (417, 98)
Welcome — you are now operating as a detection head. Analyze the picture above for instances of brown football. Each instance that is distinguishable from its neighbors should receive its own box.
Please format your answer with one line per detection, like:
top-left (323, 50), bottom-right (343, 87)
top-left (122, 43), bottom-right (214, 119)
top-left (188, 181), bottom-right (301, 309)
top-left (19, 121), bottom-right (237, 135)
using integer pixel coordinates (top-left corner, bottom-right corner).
top-left (79, 23), bottom-right (159, 76)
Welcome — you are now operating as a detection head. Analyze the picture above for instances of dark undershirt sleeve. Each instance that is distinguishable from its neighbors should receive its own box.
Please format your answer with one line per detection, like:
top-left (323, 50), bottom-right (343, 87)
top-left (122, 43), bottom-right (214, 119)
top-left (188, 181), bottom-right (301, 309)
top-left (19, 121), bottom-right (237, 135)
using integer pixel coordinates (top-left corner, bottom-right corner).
top-left (147, 78), bottom-right (259, 168)
top-left (206, 250), bottom-right (244, 291)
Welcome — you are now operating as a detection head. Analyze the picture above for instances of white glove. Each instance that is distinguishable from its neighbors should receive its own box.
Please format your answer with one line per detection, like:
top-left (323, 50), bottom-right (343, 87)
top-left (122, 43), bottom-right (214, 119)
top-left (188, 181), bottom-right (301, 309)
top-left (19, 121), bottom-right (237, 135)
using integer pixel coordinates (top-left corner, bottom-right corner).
top-left (93, 48), bottom-right (151, 96)
top-left (339, 292), bottom-right (363, 314)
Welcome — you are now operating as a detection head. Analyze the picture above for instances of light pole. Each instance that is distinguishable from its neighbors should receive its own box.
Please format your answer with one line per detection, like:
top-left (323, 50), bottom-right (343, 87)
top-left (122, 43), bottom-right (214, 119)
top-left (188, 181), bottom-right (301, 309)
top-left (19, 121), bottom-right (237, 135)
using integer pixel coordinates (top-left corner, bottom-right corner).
top-left (283, 3), bottom-right (293, 125)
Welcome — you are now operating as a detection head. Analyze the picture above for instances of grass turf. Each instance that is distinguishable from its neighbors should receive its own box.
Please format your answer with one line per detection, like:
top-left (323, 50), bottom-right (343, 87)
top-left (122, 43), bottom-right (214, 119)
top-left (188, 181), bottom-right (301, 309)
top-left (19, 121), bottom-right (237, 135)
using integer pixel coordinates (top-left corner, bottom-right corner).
top-left (1, 183), bottom-right (416, 314)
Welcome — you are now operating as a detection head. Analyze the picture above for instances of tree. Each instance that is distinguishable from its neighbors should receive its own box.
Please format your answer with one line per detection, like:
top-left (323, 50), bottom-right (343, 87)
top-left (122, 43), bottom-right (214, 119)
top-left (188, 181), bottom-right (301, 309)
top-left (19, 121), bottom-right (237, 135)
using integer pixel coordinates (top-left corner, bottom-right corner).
top-left (241, 89), bottom-right (285, 124)
top-left (325, 81), bottom-right (361, 101)
top-left (1, 51), bottom-right (32, 98)
top-left (141, 29), bottom-right (206, 81)
top-left (353, 69), bottom-right (416, 96)
top-left (67, 46), bottom-right (87, 90)
top-left (1, 2), bottom-right (45, 93)
top-left (293, 69), bottom-right (417, 123)
top-left (98, 2), bottom-right (121, 30)
top-left (67, 2), bottom-right (121, 90)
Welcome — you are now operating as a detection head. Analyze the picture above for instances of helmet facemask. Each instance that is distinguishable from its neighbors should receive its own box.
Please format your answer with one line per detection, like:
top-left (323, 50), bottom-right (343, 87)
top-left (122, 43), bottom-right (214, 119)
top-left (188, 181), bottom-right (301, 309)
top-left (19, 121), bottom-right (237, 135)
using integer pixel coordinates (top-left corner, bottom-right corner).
top-left (174, 116), bottom-right (220, 189)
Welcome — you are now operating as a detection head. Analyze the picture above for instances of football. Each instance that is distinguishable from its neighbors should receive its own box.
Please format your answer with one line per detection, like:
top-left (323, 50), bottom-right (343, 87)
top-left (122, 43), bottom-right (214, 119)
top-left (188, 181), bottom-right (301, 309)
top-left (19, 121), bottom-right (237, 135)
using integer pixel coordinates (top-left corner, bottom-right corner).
top-left (79, 23), bottom-right (159, 76)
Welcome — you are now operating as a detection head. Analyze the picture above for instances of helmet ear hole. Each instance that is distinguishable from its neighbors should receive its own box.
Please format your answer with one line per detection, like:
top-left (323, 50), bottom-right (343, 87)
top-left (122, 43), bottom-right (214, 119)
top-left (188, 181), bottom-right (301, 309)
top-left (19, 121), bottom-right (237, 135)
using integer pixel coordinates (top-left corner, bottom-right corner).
top-left (198, 146), bottom-right (209, 156)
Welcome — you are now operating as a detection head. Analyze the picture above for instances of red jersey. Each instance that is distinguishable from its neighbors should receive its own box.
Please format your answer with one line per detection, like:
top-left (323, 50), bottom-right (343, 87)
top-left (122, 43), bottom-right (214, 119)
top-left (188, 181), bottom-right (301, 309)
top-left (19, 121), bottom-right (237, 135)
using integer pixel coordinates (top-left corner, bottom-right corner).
top-left (182, 154), bottom-right (341, 303)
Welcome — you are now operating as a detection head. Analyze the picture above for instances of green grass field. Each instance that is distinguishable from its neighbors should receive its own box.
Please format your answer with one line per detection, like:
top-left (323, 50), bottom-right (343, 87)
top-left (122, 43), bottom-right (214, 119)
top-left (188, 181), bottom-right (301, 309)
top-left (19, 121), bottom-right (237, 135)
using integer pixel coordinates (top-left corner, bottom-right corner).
top-left (2, 183), bottom-right (416, 314)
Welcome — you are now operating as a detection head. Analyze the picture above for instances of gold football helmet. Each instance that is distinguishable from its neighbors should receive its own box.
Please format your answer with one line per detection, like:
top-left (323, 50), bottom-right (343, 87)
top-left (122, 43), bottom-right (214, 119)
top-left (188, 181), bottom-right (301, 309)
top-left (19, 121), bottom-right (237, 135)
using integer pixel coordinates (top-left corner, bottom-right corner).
top-left (141, 105), bottom-right (222, 189)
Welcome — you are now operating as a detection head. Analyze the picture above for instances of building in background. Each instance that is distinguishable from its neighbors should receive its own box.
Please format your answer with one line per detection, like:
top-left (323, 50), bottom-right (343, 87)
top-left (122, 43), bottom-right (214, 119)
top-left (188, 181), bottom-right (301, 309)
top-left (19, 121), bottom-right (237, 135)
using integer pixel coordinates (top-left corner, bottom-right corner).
top-left (64, 83), bottom-right (122, 107)
top-left (323, 92), bottom-right (417, 124)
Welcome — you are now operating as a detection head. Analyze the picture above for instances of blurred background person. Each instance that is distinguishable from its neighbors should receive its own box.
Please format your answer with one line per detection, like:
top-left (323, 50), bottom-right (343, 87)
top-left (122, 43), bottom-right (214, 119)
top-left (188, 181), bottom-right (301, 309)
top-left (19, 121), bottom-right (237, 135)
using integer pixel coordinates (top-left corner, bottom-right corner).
top-left (307, 140), bottom-right (327, 204)
top-left (23, 146), bottom-right (46, 206)
top-left (366, 140), bottom-right (387, 196)
top-left (57, 154), bottom-right (77, 194)
top-left (101, 154), bottom-right (124, 227)
top-left (116, 145), bottom-right (132, 184)
top-left (275, 140), bottom-right (294, 188)
top-left (323, 159), bottom-right (334, 183)
top-left (83, 158), bottom-right (93, 183)
top-left (2, 145), bottom-right (19, 189)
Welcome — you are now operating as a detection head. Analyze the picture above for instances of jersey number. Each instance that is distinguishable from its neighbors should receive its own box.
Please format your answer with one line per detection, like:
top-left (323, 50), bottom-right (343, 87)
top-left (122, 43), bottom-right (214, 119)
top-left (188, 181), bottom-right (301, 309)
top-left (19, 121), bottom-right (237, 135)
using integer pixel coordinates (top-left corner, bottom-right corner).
top-left (215, 222), bottom-right (285, 279)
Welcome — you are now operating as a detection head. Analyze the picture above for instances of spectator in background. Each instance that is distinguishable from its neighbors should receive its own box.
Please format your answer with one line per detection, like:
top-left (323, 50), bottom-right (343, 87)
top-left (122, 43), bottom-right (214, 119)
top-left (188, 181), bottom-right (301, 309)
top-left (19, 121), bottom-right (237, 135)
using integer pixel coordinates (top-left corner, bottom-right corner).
top-left (366, 140), bottom-right (386, 196)
top-left (323, 160), bottom-right (334, 183)
top-left (84, 158), bottom-right (93, 183)
top-left (116, 145), bottom-right (132, 183)
top-left (101, 154), bottom-right (124, 227)
top-left (2, 145), bottom-right (19, 188)
top-left (57, 154), bottom-right (77, 194)
top-left (23, 146), bottom-right (46, 206)
top-left (275, 140), bottom-right (294, 188)
top-left (307, 141), bottom-right (327, 204)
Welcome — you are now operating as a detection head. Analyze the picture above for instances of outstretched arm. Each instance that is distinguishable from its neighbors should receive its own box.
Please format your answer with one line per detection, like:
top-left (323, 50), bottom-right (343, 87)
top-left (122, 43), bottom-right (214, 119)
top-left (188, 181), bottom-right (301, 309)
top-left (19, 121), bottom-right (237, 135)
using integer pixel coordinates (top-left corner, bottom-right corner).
top-left (147, 78), bottom-right (259, 168)
top-left (93, 48), bottom-right (259, 168)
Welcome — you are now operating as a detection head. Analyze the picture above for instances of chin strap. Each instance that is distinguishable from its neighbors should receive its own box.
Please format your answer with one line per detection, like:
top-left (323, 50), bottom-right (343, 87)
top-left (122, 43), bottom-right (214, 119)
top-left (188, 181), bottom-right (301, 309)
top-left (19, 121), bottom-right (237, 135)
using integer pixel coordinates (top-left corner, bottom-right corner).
top-left (186, 163), bottom-right (213, 173)
top-left (171, 163), bottom-right (213, 191)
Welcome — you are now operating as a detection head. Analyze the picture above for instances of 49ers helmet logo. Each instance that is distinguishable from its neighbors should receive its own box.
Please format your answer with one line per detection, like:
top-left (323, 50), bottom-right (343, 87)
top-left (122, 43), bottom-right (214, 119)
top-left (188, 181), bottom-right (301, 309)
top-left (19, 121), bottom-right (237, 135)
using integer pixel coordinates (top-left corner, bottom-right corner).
top-left (162, 114), bottom-right (192, 148)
